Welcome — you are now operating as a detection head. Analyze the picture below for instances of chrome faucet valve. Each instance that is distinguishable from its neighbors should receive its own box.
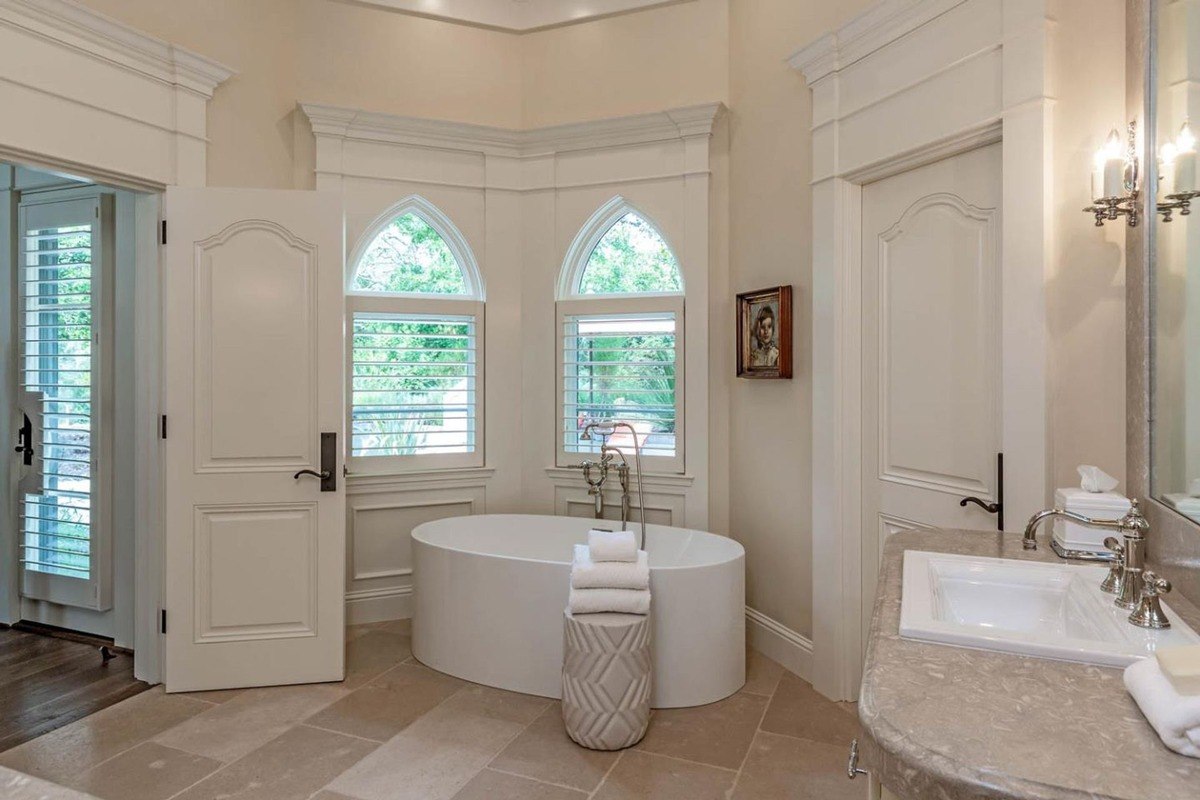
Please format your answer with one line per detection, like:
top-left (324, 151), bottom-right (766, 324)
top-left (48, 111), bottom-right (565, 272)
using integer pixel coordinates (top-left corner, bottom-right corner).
top-left (1100, 536), bottom-right (1125, 595)
top-left (1114, 500), bottom-right (1150, 611)
top-left (1128, 571), bottom-right (1172, 629)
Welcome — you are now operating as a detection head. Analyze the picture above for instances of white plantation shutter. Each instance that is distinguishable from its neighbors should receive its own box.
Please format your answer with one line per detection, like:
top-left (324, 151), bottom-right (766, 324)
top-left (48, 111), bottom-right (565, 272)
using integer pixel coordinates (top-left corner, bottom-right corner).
top-left (18, 194), bottom-right (112, 610)
top-left (346, 297), bottom-right (484, 472)
top-left (557, 296), bottom-right (684, 472)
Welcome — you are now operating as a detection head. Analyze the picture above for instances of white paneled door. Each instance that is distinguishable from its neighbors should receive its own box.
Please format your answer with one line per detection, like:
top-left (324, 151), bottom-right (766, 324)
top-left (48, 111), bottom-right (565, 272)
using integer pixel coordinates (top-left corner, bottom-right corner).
top-left (163, 189), bottom-right (345, 691)
top-left (861, 143), bottom-right (1004, 650)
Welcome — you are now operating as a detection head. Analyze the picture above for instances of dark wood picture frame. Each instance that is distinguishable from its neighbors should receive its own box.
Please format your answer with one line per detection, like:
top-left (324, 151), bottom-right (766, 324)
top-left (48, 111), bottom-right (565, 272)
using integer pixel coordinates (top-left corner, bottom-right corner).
top-left (736, 285), bottom-right (793, 379)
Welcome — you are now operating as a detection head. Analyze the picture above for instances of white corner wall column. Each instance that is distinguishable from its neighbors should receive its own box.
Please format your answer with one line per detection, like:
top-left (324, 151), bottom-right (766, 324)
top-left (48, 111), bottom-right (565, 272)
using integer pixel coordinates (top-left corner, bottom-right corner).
top-left (790, 0), bottom-right (1052, 700)
top-left (0, 0), bottom-right (232, 683)
top-left (304, 103), bottom-right (724, 621)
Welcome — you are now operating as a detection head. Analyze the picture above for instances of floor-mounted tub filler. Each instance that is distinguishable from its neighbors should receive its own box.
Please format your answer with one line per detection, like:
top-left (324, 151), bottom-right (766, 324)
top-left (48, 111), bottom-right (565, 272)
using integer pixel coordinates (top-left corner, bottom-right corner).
top-left (411, 514), bottom-right (746, 708)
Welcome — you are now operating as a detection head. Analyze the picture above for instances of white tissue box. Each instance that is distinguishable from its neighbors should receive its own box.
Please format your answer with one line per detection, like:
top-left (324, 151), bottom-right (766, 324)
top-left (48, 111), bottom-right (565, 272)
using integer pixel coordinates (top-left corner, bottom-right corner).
top-left (1052, 487), bottom-right (1131, 552)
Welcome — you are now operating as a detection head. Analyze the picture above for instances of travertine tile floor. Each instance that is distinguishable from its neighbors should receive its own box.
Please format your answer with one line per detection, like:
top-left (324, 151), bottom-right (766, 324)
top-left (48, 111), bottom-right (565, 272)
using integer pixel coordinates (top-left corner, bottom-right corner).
top-left (0, 620), bottom-right (862, 800)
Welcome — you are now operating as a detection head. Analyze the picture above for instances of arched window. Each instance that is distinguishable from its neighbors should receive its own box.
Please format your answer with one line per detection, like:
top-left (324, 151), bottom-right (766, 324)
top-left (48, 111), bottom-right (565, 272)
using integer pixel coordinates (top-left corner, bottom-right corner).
top-left (557, 199), bottom-right (684, 472)
top-left (346, 198), bottom-right (484, 472)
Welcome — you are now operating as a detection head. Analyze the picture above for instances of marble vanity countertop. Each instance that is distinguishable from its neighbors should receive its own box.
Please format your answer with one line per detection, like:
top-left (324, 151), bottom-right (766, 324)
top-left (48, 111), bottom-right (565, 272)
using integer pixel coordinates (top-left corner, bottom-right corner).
top-left (859, 528), bottom-right (1200, 800)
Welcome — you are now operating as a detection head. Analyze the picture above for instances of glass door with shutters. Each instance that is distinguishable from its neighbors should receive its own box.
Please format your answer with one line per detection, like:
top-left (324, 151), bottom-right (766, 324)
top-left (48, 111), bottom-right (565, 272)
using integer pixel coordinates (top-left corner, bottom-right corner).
top-left (17, 193), bottom-right (112, 612)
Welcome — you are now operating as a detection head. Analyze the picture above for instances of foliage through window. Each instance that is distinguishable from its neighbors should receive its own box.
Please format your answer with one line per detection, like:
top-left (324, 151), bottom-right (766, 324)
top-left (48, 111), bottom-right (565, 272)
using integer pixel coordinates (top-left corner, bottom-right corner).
top-left (347, 203), bottom-right (482, 470)
top-left (352, 212), bottom-right (468, 295)
top-left (560, 203), bottom-right (684, 470)
top-left (579, 213), bottom-right (682, 295)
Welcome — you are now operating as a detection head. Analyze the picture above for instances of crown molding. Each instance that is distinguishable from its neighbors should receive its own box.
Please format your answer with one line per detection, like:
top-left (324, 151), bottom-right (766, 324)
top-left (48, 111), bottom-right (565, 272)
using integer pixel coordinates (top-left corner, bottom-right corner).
top-left (0, 0), bottom-right (235, 96)
top-left (787, 0), bottom-right (966, 84)
top-left (348, 0), bottom-right (691, 33)
top-left (301, 102), bottom-right (725, 157)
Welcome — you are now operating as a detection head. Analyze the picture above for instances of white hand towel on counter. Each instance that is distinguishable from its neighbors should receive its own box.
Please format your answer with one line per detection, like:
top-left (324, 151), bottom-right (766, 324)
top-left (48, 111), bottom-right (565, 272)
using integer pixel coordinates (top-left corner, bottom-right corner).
top-left (571, 544), bottom-right (650, 590)
top-left (568, 586), bottom-right (651, 615)
top-left (587, 529), bottom-right (638, 562)
top-left (1124, 656), bottom-right (1200, 758)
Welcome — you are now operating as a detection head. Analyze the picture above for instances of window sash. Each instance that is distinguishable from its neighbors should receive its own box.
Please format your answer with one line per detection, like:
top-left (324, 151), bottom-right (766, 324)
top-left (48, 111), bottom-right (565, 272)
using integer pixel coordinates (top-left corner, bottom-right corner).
top-left (557, 295), bottom-right (684, 474)
top-left (16, 192), bottom-right (113, 611)
top-left (345, 296), bottom-right (484, 473)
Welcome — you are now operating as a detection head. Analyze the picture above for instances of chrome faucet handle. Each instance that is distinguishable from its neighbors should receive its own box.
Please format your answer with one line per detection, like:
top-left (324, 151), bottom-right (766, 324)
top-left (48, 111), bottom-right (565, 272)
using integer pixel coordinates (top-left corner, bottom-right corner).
top-left (1099, 536), bottom-right (1125, 594)
top-left (1118, 499), bottom-right (1151, 539)
top-left (1128, 571), bottom-right (1172, 629)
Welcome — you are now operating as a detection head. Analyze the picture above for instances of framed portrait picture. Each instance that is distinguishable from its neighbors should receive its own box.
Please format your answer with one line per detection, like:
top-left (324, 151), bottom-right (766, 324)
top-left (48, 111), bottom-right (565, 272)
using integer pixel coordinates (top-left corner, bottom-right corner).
top-left (736, 286), bottom-right (792, 379)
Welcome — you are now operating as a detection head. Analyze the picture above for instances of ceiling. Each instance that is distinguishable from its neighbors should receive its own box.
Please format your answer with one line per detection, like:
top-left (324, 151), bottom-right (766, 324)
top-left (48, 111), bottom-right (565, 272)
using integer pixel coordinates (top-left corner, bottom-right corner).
top-left (352, 0), bottom-right (689, 32)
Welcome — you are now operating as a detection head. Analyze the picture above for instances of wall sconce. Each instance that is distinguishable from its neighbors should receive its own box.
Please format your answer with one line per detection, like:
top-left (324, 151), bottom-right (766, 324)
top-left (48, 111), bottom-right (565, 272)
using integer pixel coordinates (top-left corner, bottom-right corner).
top-left (1157, 120), bottom-right (1200, 221)
top-left (1084, 122), bottom-right (1140, 227)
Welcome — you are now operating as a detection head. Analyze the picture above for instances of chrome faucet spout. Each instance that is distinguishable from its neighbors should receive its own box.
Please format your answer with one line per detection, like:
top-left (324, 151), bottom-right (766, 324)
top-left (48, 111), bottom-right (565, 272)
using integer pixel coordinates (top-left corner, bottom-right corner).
top-left (1022, 508), bottom-right (1121, 551)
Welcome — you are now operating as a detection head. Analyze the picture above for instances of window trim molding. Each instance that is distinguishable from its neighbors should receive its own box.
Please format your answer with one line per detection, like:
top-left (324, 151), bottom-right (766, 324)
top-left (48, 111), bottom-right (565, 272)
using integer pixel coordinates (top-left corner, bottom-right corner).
top-left (556, 196), bottom-right (684, 300)
top-left (556, 294), bottom-right (685, 474)
top-left (346, 195), bottom-right (485, 300)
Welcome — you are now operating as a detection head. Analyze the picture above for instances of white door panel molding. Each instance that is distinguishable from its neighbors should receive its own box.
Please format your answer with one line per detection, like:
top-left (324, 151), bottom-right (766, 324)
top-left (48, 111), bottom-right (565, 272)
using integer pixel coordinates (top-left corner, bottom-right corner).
top-left (164, 188), bottom-right (344, 691)
top-left (791, 0), bottom-right (1052, 701)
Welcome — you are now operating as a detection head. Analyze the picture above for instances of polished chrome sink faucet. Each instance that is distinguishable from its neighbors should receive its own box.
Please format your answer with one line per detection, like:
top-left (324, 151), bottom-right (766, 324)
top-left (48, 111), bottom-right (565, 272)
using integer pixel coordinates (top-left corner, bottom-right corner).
top-left (1022, 500), bottom-right (1172, 628)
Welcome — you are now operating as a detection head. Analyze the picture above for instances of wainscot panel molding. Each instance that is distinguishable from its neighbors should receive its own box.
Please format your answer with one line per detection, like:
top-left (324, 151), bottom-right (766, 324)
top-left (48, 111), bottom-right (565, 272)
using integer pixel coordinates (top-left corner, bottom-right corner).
top-left (0, 0), bottom-right (233, 188)
top-left (307, 101), bottom-right (723, 592)
top-left (791, 0), bottom-right (1054, 701)
top-left (345, 477), bottom-right (489, 624)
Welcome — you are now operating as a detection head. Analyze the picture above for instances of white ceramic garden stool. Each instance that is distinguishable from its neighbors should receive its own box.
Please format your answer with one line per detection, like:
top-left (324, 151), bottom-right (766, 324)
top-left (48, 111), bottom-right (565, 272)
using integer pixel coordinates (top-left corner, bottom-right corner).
top-left (561, 609), bottom-right (652, 750)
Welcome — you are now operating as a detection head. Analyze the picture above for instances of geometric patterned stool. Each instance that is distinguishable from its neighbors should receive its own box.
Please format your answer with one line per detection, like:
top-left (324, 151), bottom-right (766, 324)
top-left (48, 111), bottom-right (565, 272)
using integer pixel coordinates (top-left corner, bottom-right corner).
top-left (562, 609), bottom-right (652, 751)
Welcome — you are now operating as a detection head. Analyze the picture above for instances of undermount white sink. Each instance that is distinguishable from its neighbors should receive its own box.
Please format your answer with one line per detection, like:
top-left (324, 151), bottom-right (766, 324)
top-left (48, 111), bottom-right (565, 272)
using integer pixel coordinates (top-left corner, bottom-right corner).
top-left (900, 551), bottom-right (1200, 667)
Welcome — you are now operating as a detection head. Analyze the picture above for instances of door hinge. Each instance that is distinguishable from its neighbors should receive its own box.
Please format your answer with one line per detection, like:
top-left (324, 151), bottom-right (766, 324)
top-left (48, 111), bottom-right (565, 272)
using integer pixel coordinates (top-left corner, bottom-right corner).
top-left (160, 609), bottom-right (167, 634)
top-left (160, 219), bottom-right (167, 245)
top-left (160, 415), bottom-right (167, 440)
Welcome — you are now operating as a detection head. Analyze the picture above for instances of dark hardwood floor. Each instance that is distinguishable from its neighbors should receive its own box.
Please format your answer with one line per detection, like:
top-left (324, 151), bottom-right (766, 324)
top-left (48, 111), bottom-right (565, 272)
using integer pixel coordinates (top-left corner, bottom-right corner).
top-left (0, 625), bottom-right (149, 752)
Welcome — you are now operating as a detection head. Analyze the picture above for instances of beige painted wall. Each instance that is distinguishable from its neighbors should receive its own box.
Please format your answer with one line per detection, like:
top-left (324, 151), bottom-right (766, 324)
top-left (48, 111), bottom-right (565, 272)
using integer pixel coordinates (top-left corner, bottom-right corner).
top-left (70, 0), bottom-right (1130, 644)
top-left (726, 0), bottom-right (875, 636)
top-left (78, 0), bottom-right (524, 188)
top-left (1048, 0), bottom-right (1128, 492)
top-left (520, 0), bottom-right (729, 127)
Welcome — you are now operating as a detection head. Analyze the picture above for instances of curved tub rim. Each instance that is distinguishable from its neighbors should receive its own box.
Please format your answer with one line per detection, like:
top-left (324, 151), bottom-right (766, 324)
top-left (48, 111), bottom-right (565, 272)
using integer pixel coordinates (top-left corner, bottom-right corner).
top-left (410, 512), bottom-right (745, 572)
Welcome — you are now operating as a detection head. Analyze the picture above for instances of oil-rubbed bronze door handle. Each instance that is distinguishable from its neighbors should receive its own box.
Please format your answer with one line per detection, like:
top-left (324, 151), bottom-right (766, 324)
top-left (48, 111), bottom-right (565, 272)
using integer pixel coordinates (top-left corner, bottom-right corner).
top-left (293, 432), bottom-right (337, 492)
top-left (959, 453), bottom-right (1004, 531)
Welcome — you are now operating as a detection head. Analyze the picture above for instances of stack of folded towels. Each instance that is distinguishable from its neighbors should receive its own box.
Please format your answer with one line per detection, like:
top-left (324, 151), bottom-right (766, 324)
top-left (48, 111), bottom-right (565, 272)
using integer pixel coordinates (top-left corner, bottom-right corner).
top-left (568, 529), bottom-right (650, 615)
top-left (1125, 643), bottom-right (1200, 758)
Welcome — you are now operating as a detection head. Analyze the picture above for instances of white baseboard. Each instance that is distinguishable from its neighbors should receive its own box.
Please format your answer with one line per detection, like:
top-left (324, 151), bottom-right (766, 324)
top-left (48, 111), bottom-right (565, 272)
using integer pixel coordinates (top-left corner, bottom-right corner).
top-left (345, 586), bottom-right (413, 625)
top-left (745, 606), bottom-right (813, 682)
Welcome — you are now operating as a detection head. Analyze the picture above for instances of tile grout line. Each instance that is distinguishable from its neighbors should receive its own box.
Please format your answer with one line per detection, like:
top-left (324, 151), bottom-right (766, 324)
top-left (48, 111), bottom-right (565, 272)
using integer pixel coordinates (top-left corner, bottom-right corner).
top-left (446, 697), bottom-right (552, 799)
top-left (723, 672), bottom-right (780, 799)
top-left (44, 693), bottom-right (221, 785)
top-left (301, 722), bottom-right (389, 746)
top-left (587, 749), bottom-right (625, 799)
top-left (486, 765), bottom-right (593, 795)
top-left (630, 747), bottom-right (740, 774)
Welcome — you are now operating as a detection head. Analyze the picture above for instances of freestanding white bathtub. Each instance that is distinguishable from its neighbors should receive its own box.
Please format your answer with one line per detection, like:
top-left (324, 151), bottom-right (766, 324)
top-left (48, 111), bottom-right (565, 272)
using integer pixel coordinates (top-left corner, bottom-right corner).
top-left (411, 514), bottom-right (745, 708)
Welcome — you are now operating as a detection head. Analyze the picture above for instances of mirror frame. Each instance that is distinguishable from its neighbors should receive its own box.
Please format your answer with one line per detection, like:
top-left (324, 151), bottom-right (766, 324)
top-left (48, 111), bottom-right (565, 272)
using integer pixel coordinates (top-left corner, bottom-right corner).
top-left (1131, 0), bottom-right (1200, 601)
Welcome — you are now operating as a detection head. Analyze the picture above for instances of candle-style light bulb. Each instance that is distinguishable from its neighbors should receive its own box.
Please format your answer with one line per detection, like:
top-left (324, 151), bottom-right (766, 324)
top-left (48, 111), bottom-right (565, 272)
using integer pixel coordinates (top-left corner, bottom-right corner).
top-left (1093, 128), bottom-right (1126, 200)
top-left (1173, 121), bottom-right (1197, 194)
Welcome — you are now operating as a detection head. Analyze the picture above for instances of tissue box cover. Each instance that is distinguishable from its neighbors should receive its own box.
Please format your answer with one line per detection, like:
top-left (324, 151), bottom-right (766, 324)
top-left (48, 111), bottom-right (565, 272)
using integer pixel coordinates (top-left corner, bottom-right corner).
top-left (1052, 487), bottom-right (1131, 549)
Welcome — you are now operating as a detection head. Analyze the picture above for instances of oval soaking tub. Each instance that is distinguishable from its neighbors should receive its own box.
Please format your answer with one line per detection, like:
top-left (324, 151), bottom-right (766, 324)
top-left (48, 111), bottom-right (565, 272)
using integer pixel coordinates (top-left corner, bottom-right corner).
top-left (411, 514), bottom-right (745, 708)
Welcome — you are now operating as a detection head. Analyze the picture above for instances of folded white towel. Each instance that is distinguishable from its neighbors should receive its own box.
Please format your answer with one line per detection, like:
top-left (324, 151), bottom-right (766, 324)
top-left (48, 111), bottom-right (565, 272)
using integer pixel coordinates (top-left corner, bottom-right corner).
top-left (568, 586), bottom-right (650, 615)
top-left (587, 529), bottom-right (638, 562)
top-left (1124, 656), bottom-right (1200, 758)
top-left (571, 544), bottom-right (649, 590)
